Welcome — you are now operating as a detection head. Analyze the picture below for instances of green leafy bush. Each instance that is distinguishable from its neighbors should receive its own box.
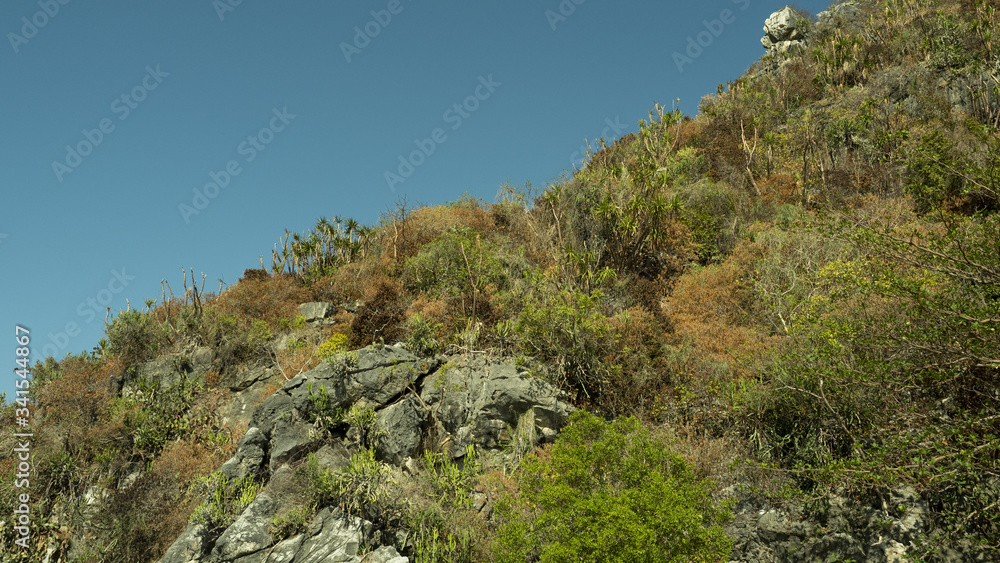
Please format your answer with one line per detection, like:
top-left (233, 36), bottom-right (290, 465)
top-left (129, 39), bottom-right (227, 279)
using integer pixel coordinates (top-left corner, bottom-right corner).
top-left (188, 309), bottom-right (273, 375)
top-left (493, 411), bottom-right (731, 563)
top-left (422, 445), bottom-right (479, 509)
top-left (120, 369), bottom-right (204, 458)
top-left (406, 504), bottom-right (476, 563)
top-left (305, 383), bottom-right (343, 430)
top-left (403, 228), bottom-right (511, 299)
top-left (403, 313), bottom-right (443, 356)
top-left (269, 507), bottom-right (309, 542)
top-left (742, 211), bottom-right (1000, 553)
top-left (106, 309), bottom-right (169, 367)
top-left (343, 402), bottom-right (385, 449)
top-left (302, 448), bottom-right (403, 526)
top-left (510, 272), bottom-right (619, 401)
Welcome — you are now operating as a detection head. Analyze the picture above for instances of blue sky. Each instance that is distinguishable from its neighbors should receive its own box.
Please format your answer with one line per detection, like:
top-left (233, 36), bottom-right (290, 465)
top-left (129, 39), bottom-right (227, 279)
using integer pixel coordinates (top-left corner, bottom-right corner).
top-left (0, 0), bottom-right (832, 403)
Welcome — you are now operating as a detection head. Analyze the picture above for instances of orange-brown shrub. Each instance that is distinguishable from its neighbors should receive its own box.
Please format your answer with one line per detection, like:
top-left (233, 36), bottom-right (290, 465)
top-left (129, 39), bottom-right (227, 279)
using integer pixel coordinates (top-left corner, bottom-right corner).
top-left (664, 249), bottom-right (779, 383)
top-left (214, 273), bottom-right (311, 329)
top-left (409, 200), bottom-right (496, 244)
top-left (310, 261), bottom-right (372, 305)
top-left (407, 296), bottom-right (453, 337)
top-left (254, 379), bottom-right (284, 406)
top-left (602, 306), bottom-right (672, 417)
top-left (675, 117), bottom-right (702, 148)
top-left (95, 446), bottom-right (209, 563)
top-left (154, 439), bottom-right (222, 490)
top-left (35, 356), bottom-right (115, 427)
top-left (760, 174), bottom-right (800, 205)
top-left (273, 343), bottom-right (322, 379)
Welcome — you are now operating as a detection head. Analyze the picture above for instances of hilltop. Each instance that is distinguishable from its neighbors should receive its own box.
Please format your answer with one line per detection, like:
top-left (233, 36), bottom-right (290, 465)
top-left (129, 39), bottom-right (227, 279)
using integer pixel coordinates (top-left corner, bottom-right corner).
top-left (2, 0), bottom-right (999, 561)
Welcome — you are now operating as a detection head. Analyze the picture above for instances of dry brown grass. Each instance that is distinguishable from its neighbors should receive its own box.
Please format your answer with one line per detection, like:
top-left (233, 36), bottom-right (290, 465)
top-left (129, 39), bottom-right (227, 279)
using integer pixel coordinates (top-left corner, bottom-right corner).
top-left (409, 201), bottom-right (496, 244)
top-left (664, 248), bottom-right (780, 383)
top-left (407, 296), bottom-right (454, 338)
top-left (254, 379), bottom-right (285, 406)
top-left (35, 355), bottom-right (117, 430)
top-left (273, 342), bottom-right (322, 380)
top-left (214, 273), bottom-right (312, 329)
top-left (657, 421), bottom-right (788, 500)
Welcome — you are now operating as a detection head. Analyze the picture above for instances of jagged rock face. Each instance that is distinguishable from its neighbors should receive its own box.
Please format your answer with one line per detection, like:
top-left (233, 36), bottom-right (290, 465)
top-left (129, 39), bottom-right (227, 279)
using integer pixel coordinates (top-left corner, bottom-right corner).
top-left (723, 485), bottom-right (990, 562)
top-left (160, 504), bottom-right (407, 563)
top-left (158, 345), bottom-right (575, 562)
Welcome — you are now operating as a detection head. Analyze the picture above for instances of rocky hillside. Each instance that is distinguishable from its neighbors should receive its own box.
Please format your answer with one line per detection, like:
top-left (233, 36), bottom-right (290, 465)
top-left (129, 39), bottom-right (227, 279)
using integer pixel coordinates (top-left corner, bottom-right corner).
top-left (2, 0), bottom-right (999, 561)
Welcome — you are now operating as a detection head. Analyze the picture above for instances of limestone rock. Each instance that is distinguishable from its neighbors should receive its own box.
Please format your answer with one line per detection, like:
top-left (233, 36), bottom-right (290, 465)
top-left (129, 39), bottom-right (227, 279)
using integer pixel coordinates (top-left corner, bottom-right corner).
top-left (761, 7), bottom-right (806, 51)
top-left (420, 356), bottom-right (574, 456)
top-left (376, 396), bottom-right (428, 465)
top-left (219, 427), bottom-right (268, 481)
top-left (160, 346), bottom-right (572, 562)
top-left (268, 420), bottom-right (322, 472)
top-left (297, 302), bottom-right (334, 323)
top-left (209, 494), bottom-right (277, 561)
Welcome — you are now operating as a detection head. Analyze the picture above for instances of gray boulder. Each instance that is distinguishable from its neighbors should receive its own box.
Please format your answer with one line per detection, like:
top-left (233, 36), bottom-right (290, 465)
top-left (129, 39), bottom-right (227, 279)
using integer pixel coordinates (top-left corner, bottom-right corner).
top-left (158, 522), bottom-right (211, 563)
top-left (297, 302), bottom-right (334, 323)
top-left (219, 427), bottom-right (269, 481)
top-left (268, 420), bottom-right (323, 472)
top-left (376, 396), bottom-right (428, 465)
top-left (420, 356), bottom-right (574, 457)
top-left (722, 485), bottom-right (952, 562)
top-left (126, 346), bottom-right (215, 394)
top-left (210, 494), bottom-right (278, 561)
top-left (231, 366), bottom-right (276, 392)
top-left (761, 6), bottom-right (807, 53)
top-left (816, 2), bottom-right (862, 31)
top-left (291, 508), bottom-right (373, 563)
top-left (345, 346), bottom-right (438, 408)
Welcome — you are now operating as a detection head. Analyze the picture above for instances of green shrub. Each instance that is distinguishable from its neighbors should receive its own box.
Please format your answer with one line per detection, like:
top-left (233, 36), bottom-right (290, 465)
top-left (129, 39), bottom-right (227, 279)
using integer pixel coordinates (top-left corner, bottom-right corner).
top-left (402, 228), bottom-right (511, 299)
top-left (343, 402), bottom-right (385, 449)
top-left (422, 445), bottom-right (479, 510)
top-left (189, 309), bottom-right (273, 374)
top-left (509, 272), bottom-right (619, 402)
top-left (676, 179), bottom-right (744, 263)
top-left (405, 504), bottom-right (476, 563)
top-left (121, 370), bottom-right (204, 458)
top-left (305, 383), bottom-right (343, 430)
top-left (269, 507), bottom-right (309, 542)
top-left (301, 448), bottom-right (403, 526)
top-left (106, 309), bottom-right (169, 367)
top-left (277, 314), bottom-right (307, 331)
top-left (492, 411), bottom-right (731, 563)
top-left (190, 471), bottom-right (263, 534)
top-left (403, 313), bottom-right (443, 356)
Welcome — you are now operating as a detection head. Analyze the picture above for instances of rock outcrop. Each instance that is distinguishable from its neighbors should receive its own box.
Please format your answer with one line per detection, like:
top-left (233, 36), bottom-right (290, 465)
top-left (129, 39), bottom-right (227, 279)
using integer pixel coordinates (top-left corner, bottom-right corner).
top-left (724, 485), bottom-right (994, 562)
top-left (159, 344), bottom-right (574, 562)
top-left (761, 6), bottom-right (808, 55)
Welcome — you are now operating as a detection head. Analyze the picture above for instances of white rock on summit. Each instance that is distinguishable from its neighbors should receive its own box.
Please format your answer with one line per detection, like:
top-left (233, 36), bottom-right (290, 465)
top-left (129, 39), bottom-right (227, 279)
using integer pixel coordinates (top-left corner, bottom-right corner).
top-left (761, 6), bottom-right (807, 52)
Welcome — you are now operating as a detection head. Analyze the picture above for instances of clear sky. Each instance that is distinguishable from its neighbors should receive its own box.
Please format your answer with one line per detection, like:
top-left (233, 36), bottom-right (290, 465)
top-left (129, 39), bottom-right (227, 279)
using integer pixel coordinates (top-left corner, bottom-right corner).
top-left (0, 0), bottom-right (832, 403)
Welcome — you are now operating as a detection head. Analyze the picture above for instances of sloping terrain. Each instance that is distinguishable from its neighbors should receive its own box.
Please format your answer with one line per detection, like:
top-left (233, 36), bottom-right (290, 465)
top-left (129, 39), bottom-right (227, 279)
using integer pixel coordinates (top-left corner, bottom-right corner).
top-left (2, 0), bottom-right (1000, 561)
